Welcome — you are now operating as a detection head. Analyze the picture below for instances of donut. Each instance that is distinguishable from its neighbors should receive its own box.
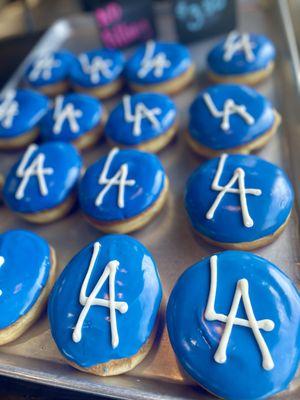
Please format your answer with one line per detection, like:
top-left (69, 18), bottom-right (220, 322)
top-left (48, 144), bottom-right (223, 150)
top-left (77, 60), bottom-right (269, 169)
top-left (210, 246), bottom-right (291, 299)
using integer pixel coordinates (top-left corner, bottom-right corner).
top-left (3, 142), bottom-right (82, 223)
top-left (184, 153), bottom-right (294, 250)
top-left (24, 50), bottom-right (74, 96)
top-left (0, 89), bottom-right (48, 150)
top-left (125, 40), bottom-right (195, 95)
top-left (48, 234), bottom-right (162, 376)
top-left (187, 84), bottom-right (281, 157)
top-left (0, 229), bottom-right (56, 345)
top-left (79, 147), bottom-right (168, 233)
top-left (40, 93), bottom-right (106, 150)
top-left (105, 93), bottom-right (178, 153)
top-left (167, 251), bottom-right (300, 399)
top-left (207, 31), bottom-right (276, 85)
top-left (70, 48), bottom-right (125, 99)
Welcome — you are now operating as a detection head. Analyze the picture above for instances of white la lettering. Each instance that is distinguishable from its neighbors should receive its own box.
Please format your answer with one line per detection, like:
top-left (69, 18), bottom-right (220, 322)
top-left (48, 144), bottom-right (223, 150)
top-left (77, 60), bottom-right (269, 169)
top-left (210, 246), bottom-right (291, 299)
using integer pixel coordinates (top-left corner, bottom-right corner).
top-left (206, 154), bottom-right (262, 228)
top-left (205, 255), bottom-right (275, 370)
top-left (73, 242), bottom-right (128, 348)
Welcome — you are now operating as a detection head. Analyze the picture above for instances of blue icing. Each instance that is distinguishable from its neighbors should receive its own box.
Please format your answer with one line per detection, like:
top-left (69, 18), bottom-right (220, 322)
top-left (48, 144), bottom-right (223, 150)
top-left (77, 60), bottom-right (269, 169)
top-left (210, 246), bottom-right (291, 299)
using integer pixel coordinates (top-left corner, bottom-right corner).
top-left (48, 234), bottom-right (162, 367)
top-left (207, 32), bottom-right (276, 76)
top-left (0, 89), bottom-right (48, 138)
top-left (24, 50), bottom-right (74, 86)
top-left (79, 148), bottom-right (166, 221)
top-left (0, 229), bottom-right (51, 329)
top-left (189, 84), bottom-right (275, 150)
top-left (185, 154), bottom-right (293, 244)
top-left (125, 41), bottom-right (192, 85)
top-left (166, 251), bottom-right (300, 400)
top-left (69, 48), bottom-right (125, 88)
top-left (40, 93), bottom-right (103, 143)
top-left (105, 93), bottom-right (177, 145)
top-left (3, 141), bottom-right (82, 213)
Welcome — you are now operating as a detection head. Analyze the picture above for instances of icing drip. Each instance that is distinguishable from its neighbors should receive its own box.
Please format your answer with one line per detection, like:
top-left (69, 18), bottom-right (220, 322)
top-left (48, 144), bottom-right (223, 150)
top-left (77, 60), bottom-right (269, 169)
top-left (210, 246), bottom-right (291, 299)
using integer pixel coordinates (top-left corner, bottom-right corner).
top-left (95, 148), bottom-right (136, 209)
top-left (79, 53), bottom-right (114, 84)
top-left (206, 154), bottom-right (262, 228)
top-left (73, 242), bottom-right (128, 348)
top-left (15, 144), bottom-right (54, 200)
top-left (0, 90), bottom-right (19, 129)
top-left (203, 92), bottom-right (255, 132)
top-left (28, 54), bottom-right (61, 81)
top-left (137, 41), bottom-right (171, 79)
top-left (123, 95), bottom-right (162, 136)
top-left (205, 255), bottom-right (275, 371)
top-left (53, 96), bottom-right (83, 134)
top-left (223, 31), bottom-right (256, 62)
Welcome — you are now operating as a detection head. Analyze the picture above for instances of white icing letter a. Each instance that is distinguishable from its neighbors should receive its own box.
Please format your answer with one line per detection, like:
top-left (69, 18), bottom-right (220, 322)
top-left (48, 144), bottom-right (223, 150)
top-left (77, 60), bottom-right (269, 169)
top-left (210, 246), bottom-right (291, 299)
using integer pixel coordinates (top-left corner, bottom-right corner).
top-left (95, 148), bottom-right (136, 208)
top-left (205, 255), bottom-right (275, 371)
top-left (206, 154), bottom-right (262, 228)
top-left (15, 144), bottom-right (54, 200)
top-left (73, 242), bottom-right (128, 348)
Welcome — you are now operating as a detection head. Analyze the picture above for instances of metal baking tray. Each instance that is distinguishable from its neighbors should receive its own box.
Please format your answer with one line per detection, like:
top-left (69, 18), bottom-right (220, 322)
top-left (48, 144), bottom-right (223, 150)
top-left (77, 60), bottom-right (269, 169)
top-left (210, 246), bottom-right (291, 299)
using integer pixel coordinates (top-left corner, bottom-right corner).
top-left (0, 1), bottom-right (299, 399)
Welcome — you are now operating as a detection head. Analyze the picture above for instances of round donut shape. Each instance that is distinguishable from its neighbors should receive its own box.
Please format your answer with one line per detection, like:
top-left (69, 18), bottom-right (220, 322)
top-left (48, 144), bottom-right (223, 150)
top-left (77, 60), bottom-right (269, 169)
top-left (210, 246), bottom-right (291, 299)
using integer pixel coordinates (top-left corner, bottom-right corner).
top-left (167, 251), bottom-right (300, 400)
top-left (185, 153), bottom-right (294, 250)
top-left (125, 40), bottom-right (196, 95)
top-left (79, 147), bottom-right (168, 233)
top-left (105, 92), bottom-right (178, 153)
top-left (0, 89), bottom-right (48, 150)
top-left (48, 234), bottom-right (162, 376)
top-left (40, 93), bottom-right (106, 151)
top-left (69, 48), bottom-right (125, 99)
top-left (207, 31), bottom-right (276, 85)
top-left (0, 229), bottom-right (56, 345)
top-left (187, 83), bottom-right (281, 157)
top-left (3, 141), bottom-right (83, 224)
top-left (24, 50), bottom-right (75, 96)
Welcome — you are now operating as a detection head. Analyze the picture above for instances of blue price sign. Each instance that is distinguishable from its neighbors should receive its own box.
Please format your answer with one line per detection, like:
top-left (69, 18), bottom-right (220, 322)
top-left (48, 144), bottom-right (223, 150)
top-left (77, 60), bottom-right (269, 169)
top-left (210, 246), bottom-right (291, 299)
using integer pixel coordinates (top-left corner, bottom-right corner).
top-left (173, 0), bottom-right (236, 43)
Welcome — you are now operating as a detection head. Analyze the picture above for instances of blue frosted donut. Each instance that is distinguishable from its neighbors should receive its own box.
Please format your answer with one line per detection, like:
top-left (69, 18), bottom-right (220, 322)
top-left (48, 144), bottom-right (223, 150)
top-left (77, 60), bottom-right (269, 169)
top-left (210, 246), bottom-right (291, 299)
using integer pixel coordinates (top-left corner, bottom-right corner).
top-left (167, 251), bottom-right (300, 400)
top-left (79, 147), bottom-right (166, 222)
top-left (125, 41), bottom-right (193, 85)
top-left (3, 141), bottom-right (82, 214)
top-left (0, 89), bottom-right (48, 139)
top-left (105, 93), bottom-right (177, 146)
top-left (0, 229), bottom-right (52, 329)
top-left (207, 31), bottom-right (276, 77)
top-left (69, 48), bottom-right (125, 88)
top-left (185, 154), bottom-right (293, 246)
top-left (48, 234), bottom-right (162, 368)
top-left (188, 84), bottom-right (278, 152)
top-left (24, 50), bottom-right (74, 87)
top-left (40, 93), bottom-right (104, 144)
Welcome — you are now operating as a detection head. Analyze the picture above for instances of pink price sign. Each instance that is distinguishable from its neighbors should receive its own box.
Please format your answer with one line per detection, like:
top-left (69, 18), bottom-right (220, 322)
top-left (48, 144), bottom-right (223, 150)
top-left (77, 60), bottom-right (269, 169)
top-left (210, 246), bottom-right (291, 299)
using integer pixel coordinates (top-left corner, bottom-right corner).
top-left (95, 0), bottom-right (156, 49)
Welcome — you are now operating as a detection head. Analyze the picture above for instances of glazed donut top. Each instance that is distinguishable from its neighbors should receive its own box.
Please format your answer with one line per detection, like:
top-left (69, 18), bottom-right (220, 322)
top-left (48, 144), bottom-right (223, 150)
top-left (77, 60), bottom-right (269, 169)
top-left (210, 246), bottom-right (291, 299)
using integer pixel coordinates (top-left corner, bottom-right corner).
top-left (185, 154), bottom-right (294, 243)
top-left (189, 84), bottom-right (276, 150)
top-left (69, 48), bottom-right (125, 88)
top-left (167, 251), bottom-right (300, 400)
top-left (48, 234), bottom-right (162, 367)
top-left (0, 89), bottom-right (48, 138)
top-left (207, 31), bottom-right (276, 76)
top-left (79, 147), bottom-right (166, 221)
top-left (0, 230), bottom-right (52, 329)
top-left (105, 93), bottom-right (177, 145)
top-left (3, 141), bottom-right (82, 213)
top-left (40, 93), bottom-right (103, 143)
top-left (125, 40), bottom-right (192, 85)
top-left (24, 50), bottom-right (74, 86)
